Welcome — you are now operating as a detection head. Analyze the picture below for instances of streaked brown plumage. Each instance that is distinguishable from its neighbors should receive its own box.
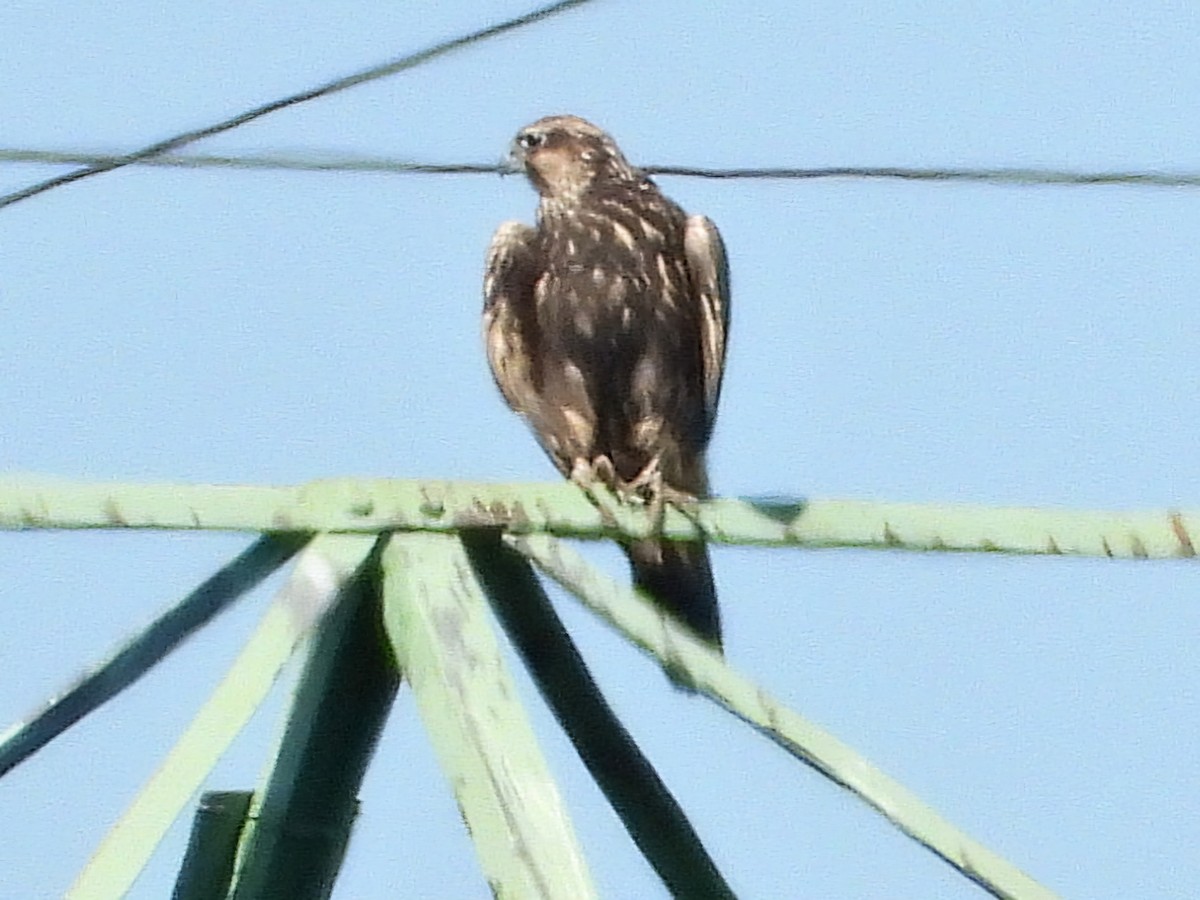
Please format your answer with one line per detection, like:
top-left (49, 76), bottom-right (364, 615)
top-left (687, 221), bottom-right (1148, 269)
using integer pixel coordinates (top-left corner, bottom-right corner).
top-left (483, 115), bottom-right (730, 649)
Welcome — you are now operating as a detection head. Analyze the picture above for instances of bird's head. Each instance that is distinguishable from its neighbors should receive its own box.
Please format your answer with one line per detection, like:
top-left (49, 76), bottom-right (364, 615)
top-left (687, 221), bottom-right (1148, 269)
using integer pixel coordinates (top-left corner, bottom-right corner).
top-left (505, 115), bottom-right (638, 202)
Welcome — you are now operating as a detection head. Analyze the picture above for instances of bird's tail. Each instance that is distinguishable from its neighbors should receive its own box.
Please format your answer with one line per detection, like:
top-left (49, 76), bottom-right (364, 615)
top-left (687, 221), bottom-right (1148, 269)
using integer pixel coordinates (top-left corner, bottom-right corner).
top-left (624, 538), bottom-right (722, 651)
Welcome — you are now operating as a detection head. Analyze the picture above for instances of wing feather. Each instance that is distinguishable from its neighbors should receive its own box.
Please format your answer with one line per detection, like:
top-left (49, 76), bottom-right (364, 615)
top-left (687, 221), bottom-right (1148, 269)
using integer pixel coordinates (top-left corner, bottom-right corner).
top-left (683, 215), bottom-right (731, 437)
top-left (483, 221), bottom-right (540, 415)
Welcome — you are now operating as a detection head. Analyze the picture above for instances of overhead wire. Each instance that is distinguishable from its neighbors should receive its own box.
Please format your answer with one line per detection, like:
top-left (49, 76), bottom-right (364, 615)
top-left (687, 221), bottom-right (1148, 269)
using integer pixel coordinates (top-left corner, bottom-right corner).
top-left (3, 0), bottom-right (1194, 200)
top-left (3, 147), bottom-right (1198, 189)
top-left (0, 0), bottom-right (594, 210)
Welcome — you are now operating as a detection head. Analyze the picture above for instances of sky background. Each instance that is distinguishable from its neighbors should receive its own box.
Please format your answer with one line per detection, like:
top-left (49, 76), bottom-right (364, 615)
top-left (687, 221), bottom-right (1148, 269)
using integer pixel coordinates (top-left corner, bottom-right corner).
top-left (2, 1), bottom-right (1199, 897)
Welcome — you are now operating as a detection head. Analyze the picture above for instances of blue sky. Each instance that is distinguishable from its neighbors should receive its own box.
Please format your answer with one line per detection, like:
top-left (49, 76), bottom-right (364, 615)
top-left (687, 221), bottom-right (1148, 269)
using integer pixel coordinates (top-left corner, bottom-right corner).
top-left (2, 1), bottom-right (1198, 896)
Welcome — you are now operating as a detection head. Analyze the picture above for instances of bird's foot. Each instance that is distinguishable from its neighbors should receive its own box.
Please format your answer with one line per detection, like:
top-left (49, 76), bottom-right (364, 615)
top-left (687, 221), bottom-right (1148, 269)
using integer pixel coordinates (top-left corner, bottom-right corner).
top-left (571, 455), bottom-right (704, 539)
top-left (570, 456), bottom-right (622, 530)
top-left (623, 457), bottom-right (702, 538)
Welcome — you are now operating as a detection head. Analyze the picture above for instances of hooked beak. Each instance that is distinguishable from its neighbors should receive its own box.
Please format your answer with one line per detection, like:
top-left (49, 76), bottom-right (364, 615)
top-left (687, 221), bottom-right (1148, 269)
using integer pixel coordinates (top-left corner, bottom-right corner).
top-left (499, 140), bottom-right (526, 177)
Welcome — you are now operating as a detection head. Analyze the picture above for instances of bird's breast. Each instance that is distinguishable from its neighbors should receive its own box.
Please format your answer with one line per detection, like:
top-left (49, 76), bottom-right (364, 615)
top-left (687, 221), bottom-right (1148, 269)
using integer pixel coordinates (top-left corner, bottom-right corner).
top-left (532, 206), bottom-right (693, 376)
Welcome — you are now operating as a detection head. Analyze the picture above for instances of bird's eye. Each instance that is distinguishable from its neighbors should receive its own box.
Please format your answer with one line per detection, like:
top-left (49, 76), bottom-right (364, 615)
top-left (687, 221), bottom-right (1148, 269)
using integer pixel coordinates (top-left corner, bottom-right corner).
top-left (517, 132), bottom-right (545, 150)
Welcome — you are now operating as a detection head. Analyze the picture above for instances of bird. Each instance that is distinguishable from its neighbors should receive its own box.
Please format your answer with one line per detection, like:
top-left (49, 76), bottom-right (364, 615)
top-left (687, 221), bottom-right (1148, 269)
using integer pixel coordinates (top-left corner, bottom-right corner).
top-left (483, 114), bottom-right (730, 650)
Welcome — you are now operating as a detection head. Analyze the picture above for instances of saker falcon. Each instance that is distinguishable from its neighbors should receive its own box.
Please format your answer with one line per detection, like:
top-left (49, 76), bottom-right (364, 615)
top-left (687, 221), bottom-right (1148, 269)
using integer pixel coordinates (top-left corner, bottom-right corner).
top-left (483, 114), bottom-right (730, 649)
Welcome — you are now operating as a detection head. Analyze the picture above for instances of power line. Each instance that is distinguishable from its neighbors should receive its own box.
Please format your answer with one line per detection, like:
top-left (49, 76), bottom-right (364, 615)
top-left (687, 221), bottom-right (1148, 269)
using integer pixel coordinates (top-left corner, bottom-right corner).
top-left (651, 164), bottom-right (1200, 188)
top-left (3, 147), bottom-right (1200, 189)
top-left (0, 0), bottom-right (594, 211)
top-left (0, 149), bottom-right (499, 176)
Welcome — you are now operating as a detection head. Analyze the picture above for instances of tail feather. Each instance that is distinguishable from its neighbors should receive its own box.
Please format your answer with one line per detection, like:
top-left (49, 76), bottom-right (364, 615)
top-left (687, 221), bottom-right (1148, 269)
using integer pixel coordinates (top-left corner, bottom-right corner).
top-left (624, 538), bottom-right (722, 651)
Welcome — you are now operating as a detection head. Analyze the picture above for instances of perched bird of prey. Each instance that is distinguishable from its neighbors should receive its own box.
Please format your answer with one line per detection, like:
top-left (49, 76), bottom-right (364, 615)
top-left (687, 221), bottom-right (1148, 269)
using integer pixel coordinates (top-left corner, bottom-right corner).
top-left (483, 114), bottom-right (730, 649)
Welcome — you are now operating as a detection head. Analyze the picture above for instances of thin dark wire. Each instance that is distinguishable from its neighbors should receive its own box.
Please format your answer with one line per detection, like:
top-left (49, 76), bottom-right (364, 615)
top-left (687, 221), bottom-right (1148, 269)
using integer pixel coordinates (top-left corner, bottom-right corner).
top-left (648, 164), bottom-right (1200, 187)
top-left (0, 149), bottom-right (500, 176)
top-left (0, 0), bottom-right (594, 210)
top-left (4, 147), bottom-right (1200, 188)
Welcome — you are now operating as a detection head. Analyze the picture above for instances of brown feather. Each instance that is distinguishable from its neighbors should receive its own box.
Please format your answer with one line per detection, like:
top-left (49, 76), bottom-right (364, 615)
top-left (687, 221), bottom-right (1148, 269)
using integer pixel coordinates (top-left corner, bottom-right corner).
top-left (483, 115), bottom-right (731, 649)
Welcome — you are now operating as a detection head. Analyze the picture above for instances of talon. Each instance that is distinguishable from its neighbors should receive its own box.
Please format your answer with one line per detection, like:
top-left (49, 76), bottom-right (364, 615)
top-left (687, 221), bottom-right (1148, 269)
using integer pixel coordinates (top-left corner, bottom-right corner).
top-left (624, 453), bottom-right (662, 499)
top-left (570, 456), bottom-right (622, 529)
top-left (569, 458), bottom-right (594, 489)
top-left (592, 455), bottom-right (617, 486)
